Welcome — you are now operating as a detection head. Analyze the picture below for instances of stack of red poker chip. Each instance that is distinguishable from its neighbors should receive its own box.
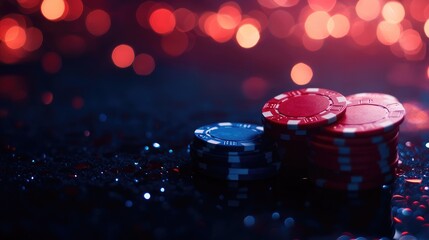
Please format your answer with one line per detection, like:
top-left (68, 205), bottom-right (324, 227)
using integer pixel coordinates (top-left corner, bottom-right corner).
top-left (308, 93), bottom-right (406, 191)
top-left (261, 88), bottom-right (348, 176)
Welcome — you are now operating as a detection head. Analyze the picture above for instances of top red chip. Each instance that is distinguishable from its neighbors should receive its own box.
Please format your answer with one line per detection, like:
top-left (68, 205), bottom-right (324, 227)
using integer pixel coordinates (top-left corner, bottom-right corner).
top-left (321, 96), bottom-right (406, 137)
top-left (261, 88), bottom-right (348, 130)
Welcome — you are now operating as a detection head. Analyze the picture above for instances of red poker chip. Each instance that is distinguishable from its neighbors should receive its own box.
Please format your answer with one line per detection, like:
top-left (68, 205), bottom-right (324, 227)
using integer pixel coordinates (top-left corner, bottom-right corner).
top-left (262, 88), bottom-right (347, 130)
top-left (310, 128), bottom-right (399, 146)
top-left (346, 93), bottom-right (399, 103)
top-left (309, 136), bottom-right (398, 156)
top-left (321, 97), bottom-right (405, 137)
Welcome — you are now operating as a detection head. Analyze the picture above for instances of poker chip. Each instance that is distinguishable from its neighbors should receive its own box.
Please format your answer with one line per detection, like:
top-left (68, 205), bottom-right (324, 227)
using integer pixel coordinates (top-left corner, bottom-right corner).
top-left (346, 92), bottom-right (399, 103)
top-left (190, 122), bottom-right (280, 181)
top-left (310, 128), bottom-right (399, 146)
top-left (262, 88), bottom-right (348, 130)
top-left (305, 92), bottom-right (404, 191)
top-left (191, 89), bottom-right (405, 191)
top-left (321, 97), bottom-right (405, 137)
top-left (193, 122), bottom-right (267, 152)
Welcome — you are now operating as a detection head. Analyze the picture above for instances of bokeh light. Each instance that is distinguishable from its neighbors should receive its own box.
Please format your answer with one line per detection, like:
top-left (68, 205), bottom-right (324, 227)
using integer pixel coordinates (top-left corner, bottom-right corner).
top-left (41, 91), bottom-right (53, 105)
top-left (241, 76), bottom-right (268, 100)
top-left (236, 23), bottom-right (260, 48)
top-left (291, 62), bottom-right (313, 85)
top-left (4, 26), bottom-right (27, 49)
top-left (424, 19), bottom-right (429, 38)
top-left (327, 14), bottom-right (350, 38)
top-left (42, 52), bottom-right (62, 74)
top-left (376, 21), bottom-right (401, 45)
top-left (268, 10), bottom-right (295, 38)
top-left (217, 2), bottom-right (242, 30)
top-left (307, 0), bottom-right (336, 12)
top-left (133, 54), bottom-right (156, 76)
top-left (273, 0), bottom-right (300, 8)
top-left (63, 0), bottom-right (84, 21)
top-left (149, 8), bottom-right (176, 35)
top-left (399, 29), bottom-right (422, 53)
top-left (382, 1), bottom-right (405, 24)
top-left (161, 31), bottom-right (189, 56)
top-left (204, 13), bottom-right (235, 43)
top-left (18, 0), bottom-right (41, 10)
top-left (23, 27), bottom-right (43, 51)
top-left (355, 0), bottom-right (381, 21)
top-left (409, 0), bottom-right (429, 22)
top-left (305, 11), bottom-right (330, 40)
top-left (174, 8), bottom-right (197, 32)
top-left (111, 44), bottom-right (135, 68)
top-left (41, 0), bottom-right (66, 21)
top-left (85, 9), bottom-right (111, 36)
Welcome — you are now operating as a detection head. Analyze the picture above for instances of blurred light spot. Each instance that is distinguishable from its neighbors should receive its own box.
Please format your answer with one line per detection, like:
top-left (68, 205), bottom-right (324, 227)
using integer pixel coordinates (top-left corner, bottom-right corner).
top-left (204, 13), bottom-right (235, 43)
top-left (133, 53), bottom-right (155, 76)
top-left (382, 1), bottom-right (405, 24)
top-left (0, 18), bottom-right (19, 41)
top-left (149, 8), bottom-right (176, 35)
top-left (240, 18), bottom-right (262, 32)
top-left (243, 215), bottom-right (255, 227)
top-left (236, 23), bottom-right (260, 48)
top-left (402, 102), bottom-right (429, 130)
top-left (144, 193), bottom-right (151, 200)
top-left (248, 10), bottom-right (269, 30)
top-left (42, 52), bottom-right (62, 74)
top-left (257, 0), bottom-right (279, 9)
top-left (327, 14), bottom-right (350, 38)
top-left (424, 19), bottom-right (429, 38)
top-left (410, 0), bottom-right (429, 22)
top-left (405, 178), bottom-right (423, 184)
top-left (161, 31), bottom-right (189, 56)
top-left (85, 9), bottom-right (111, 36)
top-left (160, 187), bottom-right (165, 192)
top-left (284, 217), bottom-right (295, 227)
top-left (136, 1), bottom-right (158, 29)
top-left (308, 0), bottom-right (336, 12)
top-left (272, 212), bottom-right (280, 220)
top-left (41, 0), bottom-right (66, 21)
top-left (302, 35), bottom-right (324, 51)
top-left (99, 113), bottom-right (107, 122)
top-left (125, 200), bottom-right (133, 207)
top-left (399, 29), bottom-right (422, 53)
top-left (41, 91), bottom-right (53, 105)
top-left (273, 0), bottom-right (300, 7)
top-left (57, 34), bottom-right (86, 56)
top-left (217, 2), bottom-right (242, 29)
top-left (63, 0), bottom-right (84, 21)
top-left (174, 8), bottom-right (197, 32)
top-left (18, 0), bottom-right (41, 10)
top-left (376, 21), bottom-right (401, 45)
top-left (305, 11), bottom-right (330, 40)
top-left (111, 44), bottom-right (135, 68)
top-left (241, 76), bottom-right (268, 100)
top-left (355, 0), bottom-right (381, 21)
top-left (350, 20), bottom-right (376, 46)
top-left (72, 96), bottom-right (84, 109)
top-left (291, 62), bottom-right (313, 85)
top-left (23, 27), bottom-right (43, 51)
top-left (0, 75), bottom-right (27, 101)
top-left (84, 130), bottom-right (90, 137)
top-left (425, 142), bottom-right (429, 148)
top-left (4, 26), bottom-right (27, 49)
top-left (268, 10), bottom-right (295, 38)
